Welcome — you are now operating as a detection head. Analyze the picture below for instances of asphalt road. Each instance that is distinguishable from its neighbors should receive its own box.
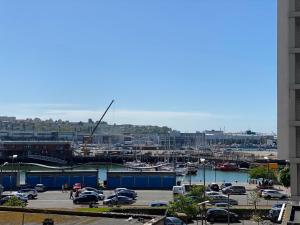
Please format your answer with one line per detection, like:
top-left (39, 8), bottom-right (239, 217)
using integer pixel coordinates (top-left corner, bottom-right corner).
top-left (22, 189), bottom-right (289, 209)
top-left (0, 211), bottom-right (147, 225)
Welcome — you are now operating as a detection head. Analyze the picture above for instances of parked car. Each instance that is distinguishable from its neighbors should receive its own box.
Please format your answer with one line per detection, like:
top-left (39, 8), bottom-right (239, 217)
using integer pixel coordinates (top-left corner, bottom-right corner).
top-left (114, 188), bottom-right (135, 193)
top-left (215, 202), bottom-right (232, 208)
top-left (103, 196), bottom-right (134, 205)
top-left (35, 184), bottom-right (46, 192)
top-left (73, 194), bottom-right (98, 204)
top-left (257, 188), bottom-right (266, 197)
top-left (73, 183), bottom-right (82, 191)
top-left (206, 208), bottom-right (239, 223)
top-left (222, 186), bottom-right (246, 195)
top-left (184, 194), bottom-right (202, 203)
top-left (18, 188), bottom-right (38, 199)
top-left (206, 191), bottom-right (220, 197)
top-left (115, 187), bottom-right (136, 194)
top-left (115, 188), bottom-right (129, 192)
top-left (172, 186), bottom-right (186, 195)
top-left (19, 184), bottom-right (32, 189)
top-left (164, 217), bottom-right (186, 225)
top-left (80, 191), bottom-right (105, 200)
top-left (267, 208), bottom-right (281, 223)
top-left (220, 182), bottom-right (232, 189)
top-left (81, 187), bottom-right (103, 194)
top-left (149, 201), bottom-right (168, 207)
top-left (209, 195), bottom-right (238, 205)
top-left (262, 190), bottom-right (288, 199)
top-left (272, 203), bottom-right (284, 209)
top-left (208, 183), bottom-right (220, 192)
top-left (116, 190), bottom-right (137, 199)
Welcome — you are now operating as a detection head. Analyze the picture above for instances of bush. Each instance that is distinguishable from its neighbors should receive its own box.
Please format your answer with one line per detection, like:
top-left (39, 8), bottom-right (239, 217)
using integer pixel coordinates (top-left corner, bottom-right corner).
top-left (279, 167), bottom-right (290, 187)
top-left (249, 166), bottom-right (276, 180)
top-left (167, 195), bottom-right (199, 219)
top-left (3, 196), bottom-right (26, 207)
top-left (189, 186), bottom-right (205, 199)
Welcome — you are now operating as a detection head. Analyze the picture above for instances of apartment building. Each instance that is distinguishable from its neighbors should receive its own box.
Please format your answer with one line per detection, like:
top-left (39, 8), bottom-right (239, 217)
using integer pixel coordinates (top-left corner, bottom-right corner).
top-left (278, 0), bottom-right (300, 201)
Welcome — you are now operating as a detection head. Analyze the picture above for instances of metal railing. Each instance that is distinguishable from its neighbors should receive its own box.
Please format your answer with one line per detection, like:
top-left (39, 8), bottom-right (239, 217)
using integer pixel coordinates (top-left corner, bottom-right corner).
top-left (27, 154), bottom-right (67, 165)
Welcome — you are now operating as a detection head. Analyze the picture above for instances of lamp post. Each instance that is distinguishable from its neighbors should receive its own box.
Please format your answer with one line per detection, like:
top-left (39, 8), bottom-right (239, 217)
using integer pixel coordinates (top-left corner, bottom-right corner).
top-left (200, 158), bottom-right (206, 198)
top-left (286, 159), bottom-right (290, 168)
top-left (10, 155), bottom-right (18, 192)
top-left (227, 191), bottom-right (232, 225)
top-left (197, 200), bottom-right (210, 225)
top-left (214, 162), bottom-right (217, 182)
top-left (0, 162), bottom-right (8, 185)
top-left (264, 156), bottom-right (270, 186)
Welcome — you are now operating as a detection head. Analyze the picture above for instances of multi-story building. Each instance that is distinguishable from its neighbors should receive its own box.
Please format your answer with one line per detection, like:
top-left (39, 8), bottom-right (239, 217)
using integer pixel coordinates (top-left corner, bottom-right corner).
top-left (0, 141), bottom-right (73, 164)
top-left (159, 132), bottom-right (206, 149)
top-left (278, 0), bottom-right (300, 202)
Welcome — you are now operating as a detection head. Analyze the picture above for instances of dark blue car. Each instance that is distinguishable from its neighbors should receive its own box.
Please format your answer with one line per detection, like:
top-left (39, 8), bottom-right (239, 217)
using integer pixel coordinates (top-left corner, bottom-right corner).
top-left (165, 217), bottom-right (186, 225)
top-left (109, 191), bottom-right (137, 199)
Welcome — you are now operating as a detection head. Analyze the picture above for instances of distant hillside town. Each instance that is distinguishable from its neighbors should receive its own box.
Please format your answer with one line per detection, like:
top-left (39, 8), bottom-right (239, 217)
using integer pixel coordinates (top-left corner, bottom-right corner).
top-left (0, 116), bottom-right (277, 150)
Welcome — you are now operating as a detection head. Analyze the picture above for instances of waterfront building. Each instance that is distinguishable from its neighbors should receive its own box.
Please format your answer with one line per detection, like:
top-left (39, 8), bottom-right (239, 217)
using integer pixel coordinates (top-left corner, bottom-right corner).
top-left (0, 141), bottom-right (72, 164)
top-left (278, 0), bottom-right (300, 202)
top-left (204, 130), bottom-right (273, 146)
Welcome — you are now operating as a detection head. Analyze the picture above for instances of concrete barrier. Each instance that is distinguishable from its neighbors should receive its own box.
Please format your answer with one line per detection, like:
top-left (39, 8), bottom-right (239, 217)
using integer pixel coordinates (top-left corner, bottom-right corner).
top-left (0, 206), bottom-right (154, 219)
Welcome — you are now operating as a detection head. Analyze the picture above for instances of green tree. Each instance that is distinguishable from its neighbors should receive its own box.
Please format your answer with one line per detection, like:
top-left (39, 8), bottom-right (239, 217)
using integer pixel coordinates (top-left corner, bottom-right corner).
top-left (189, 185), bottom-right (205, 201)
top-left (249, 166), bottom-right (276, 180)
top-left (279, 167), bottom-right (290, 187)
top-left (4, 196), bottom-right (26, 207)
top-left (168, 195), bottom-right (200, 219)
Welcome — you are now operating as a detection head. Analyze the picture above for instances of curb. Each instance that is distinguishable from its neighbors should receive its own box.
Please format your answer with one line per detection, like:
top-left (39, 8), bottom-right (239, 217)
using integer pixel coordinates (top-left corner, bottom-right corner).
top-left (0, 206), bottom-right (154, 219)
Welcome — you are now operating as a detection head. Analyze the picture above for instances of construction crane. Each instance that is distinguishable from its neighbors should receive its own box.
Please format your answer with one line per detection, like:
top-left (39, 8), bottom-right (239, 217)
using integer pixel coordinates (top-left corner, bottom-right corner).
top-left (82, 100), bottom-right (115, 156)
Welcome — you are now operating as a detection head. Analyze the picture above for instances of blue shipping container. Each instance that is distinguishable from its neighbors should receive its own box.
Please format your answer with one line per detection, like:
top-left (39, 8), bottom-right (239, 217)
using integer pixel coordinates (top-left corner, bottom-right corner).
top-left (135, 176), bottom-right (148, 188)
top-left (121, 176), bottom-right (134, 188)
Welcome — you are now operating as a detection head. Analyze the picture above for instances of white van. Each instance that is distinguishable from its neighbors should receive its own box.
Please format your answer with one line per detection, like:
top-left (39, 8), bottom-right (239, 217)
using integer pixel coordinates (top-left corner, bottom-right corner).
top-left (172, 185), bottom-right (186, 195)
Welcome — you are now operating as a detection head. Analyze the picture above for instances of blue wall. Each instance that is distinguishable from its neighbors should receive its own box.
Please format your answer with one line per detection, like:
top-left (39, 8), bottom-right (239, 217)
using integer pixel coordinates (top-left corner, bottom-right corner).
top-left (25, 174), bottom-right (97, 189)
top-left (107, 174), bottom-right (176, 190)
top-left (1, 175), bottom-right (17, 190)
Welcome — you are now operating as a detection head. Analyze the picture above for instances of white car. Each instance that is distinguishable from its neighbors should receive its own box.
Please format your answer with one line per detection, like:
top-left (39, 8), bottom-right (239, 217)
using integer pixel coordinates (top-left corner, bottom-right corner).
top-left (261, 190), bottom-right (288, 199)
top-left (18, 189), bottom-right (38, 199)
top-left (80, 191), bottom-right (105, 200)
top-left (35, 184), bottom-right (46, 192)
top-left (206, 191), bottom-right (220, 196)
top-left (12, 192), bottom-right (28, 200)
top-left (172, 186), bottom-right (186, 195)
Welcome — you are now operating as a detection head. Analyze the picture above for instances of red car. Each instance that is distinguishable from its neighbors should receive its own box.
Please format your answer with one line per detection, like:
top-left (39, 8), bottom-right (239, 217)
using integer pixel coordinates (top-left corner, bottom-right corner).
top-left (73, 183), bottom-right (82, 191)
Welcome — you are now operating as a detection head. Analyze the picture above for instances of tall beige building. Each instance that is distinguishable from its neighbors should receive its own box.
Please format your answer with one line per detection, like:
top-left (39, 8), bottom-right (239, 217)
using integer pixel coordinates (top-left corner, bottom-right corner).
top-left (278, 0), bottom-right (300, 202)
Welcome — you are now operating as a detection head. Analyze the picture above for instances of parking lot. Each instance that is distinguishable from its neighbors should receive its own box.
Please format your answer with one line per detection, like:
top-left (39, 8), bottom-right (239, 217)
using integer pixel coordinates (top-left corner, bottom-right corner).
top-left (16, 189), bottom-right (289, 209)
top-left (24, 190), bottom-right (173, 208)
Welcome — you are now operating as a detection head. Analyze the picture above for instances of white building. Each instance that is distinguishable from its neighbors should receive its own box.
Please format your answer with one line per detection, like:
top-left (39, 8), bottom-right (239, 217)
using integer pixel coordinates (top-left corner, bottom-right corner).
top-left (278, 0), bottom-right (300, 202)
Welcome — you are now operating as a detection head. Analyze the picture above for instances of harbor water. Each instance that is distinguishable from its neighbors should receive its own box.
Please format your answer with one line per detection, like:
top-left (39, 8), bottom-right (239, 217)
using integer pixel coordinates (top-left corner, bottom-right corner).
top-left (98, 166), bottom-right (249, 184)
top-left (9, 164), bottom-right (250, 185)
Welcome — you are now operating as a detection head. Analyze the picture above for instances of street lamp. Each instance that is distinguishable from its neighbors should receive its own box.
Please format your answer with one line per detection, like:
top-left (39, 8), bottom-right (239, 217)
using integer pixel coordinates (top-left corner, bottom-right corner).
top-left (285, 159), bottom-right (290, 168)
top-left (214, 162), bottom-right (217, 182)
top-left (197, 200), bottom-right (210, 225)
top-left (200, 158), bottom-right (206, 198)
top-left (10, 155), bottom-right (18, 192)
top-left (227, 190), bottom-right (232, 225)
top-left (264, 156), bottom-right (270, 186)
top-left (0, 162), bottom-right (8, 184)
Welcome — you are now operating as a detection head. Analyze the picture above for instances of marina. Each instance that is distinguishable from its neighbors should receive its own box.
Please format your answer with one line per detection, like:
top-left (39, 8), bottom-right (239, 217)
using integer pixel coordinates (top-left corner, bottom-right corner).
top-left (0, 162), bottom-right (250, 190)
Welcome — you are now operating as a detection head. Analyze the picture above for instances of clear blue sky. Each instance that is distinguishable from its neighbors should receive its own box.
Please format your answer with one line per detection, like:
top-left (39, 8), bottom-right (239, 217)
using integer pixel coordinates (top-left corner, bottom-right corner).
top-left (0, 0), bottom-right (277, 133)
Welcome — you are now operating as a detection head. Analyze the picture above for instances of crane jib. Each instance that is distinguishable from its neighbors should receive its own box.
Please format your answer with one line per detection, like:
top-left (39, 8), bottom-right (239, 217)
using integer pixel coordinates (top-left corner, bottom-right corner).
top-left (90, 99), bottom-right (115, 138)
